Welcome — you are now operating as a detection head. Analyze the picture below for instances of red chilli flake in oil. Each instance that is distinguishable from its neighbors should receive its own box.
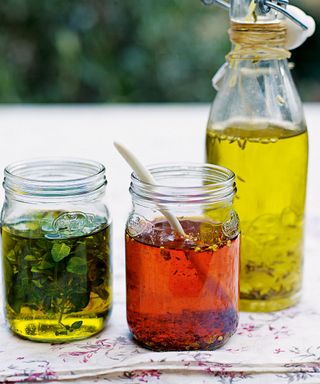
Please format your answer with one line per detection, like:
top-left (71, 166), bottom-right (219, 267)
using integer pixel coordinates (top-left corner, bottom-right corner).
top-left (126, 219), bottom-right (239, 351)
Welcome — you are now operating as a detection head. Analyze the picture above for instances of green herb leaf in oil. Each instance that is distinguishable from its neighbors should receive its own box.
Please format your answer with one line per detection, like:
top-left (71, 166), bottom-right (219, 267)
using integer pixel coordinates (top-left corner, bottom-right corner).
top-left (51, 243), bottom-right (71, 262)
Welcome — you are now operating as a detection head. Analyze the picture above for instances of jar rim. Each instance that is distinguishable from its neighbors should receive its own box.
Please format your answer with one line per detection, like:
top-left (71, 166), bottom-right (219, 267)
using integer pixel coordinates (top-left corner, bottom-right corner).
top-left (3, 157), bottom-right (106, 199)
top-left (5, 157), bottom-right (105, 182)
top-left (130, 162), bottom-right (236, 206)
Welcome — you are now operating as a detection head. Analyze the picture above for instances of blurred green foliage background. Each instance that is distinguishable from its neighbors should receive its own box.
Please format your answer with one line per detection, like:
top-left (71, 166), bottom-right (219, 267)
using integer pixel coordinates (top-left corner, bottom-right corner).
top-left (0, 0), bottom-right (319, 103)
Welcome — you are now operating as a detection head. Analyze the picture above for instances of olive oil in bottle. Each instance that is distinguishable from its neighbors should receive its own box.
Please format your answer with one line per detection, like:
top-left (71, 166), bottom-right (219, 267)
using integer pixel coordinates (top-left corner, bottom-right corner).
top-left (204, 0), bottom-right (310, 311)
top-left (207, 121), bottom-right (308, 311)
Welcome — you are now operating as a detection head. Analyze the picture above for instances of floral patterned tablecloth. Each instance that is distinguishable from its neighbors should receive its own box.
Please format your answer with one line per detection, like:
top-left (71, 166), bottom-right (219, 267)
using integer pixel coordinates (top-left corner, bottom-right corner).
top-left (0, 219), bottom-right (320, 384)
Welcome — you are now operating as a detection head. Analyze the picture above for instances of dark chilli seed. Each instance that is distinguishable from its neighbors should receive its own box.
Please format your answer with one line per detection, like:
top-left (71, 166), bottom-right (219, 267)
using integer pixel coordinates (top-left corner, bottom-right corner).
top-left (160, 248), bottom-right (171, 260)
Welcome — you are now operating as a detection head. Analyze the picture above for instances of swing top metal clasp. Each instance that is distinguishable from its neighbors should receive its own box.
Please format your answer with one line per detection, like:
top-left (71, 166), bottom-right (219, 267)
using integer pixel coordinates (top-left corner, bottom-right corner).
top-left (201, 0), bottom-right (308, 30)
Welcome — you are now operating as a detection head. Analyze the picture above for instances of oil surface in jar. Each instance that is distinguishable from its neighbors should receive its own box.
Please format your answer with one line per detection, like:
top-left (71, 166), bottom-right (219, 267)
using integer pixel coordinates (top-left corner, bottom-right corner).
top-left (126, 219), bottom-right (239, 351)
top-left (206, 121), bottom-right (308, 311)
top-left (2, 211), bottom-right (112, 342)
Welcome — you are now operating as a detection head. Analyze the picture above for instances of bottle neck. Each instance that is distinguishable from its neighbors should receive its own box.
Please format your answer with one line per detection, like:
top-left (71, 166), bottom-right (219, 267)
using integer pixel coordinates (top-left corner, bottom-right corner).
top-left (208, 0), bottom-right (306, 129)
top-left (227, 21), bottom-right (290, 62)
top-left (209, 17), bottom-right (305, 128)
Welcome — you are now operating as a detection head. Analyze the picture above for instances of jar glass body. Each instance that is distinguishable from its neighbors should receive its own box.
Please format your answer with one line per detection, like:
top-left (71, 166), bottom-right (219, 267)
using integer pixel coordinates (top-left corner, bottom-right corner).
top-left (1, 159), bottom-right (112, 342)
top-left (206, 57), bottom-right (308, 311)
top-left (125, 164), bottom-right (240, 351)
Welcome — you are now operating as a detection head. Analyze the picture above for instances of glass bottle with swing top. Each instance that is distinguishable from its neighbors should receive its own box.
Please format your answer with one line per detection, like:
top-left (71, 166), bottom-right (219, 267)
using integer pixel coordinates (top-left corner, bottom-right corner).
top-left (204, 0), bottom-right (312, 312)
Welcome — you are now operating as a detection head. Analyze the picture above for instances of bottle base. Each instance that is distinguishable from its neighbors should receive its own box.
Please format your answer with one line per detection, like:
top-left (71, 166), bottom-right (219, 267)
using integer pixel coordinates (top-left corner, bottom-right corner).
top-left (7, 313), bottom-right (110, 343)
top-left (127, 308), bottom-right (239, 351)
top-left (240, 291), bottom-right (301, 312)
top-left (131, 332), bottom-right (234, 352)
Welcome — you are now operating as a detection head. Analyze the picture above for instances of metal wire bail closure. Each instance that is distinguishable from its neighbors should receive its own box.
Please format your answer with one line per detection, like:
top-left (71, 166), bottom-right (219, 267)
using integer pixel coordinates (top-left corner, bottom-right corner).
top-left (255, 0), bottom-right (288, 14)
top-left (201, 0), bottom-right (309, 30)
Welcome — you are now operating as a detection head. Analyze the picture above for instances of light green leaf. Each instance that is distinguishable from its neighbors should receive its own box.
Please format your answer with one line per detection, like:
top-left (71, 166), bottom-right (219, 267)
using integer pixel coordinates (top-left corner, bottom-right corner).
top-left (67, 257), bottom-right (87, 275)
top-left (6, 250), bottom-right (16, 263)
top-left (51, 243), bottom-right (71, 262)
top-left (37, 260), bottom-right (55, 270)
top-left (25, 254), bottom-right (37, 261)
top-left (32, 279), bottom-right (43, 288)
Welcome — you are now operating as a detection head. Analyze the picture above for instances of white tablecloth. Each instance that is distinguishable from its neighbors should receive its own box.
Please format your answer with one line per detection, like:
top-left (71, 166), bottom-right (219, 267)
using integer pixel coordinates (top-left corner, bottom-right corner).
top-left (0, 104), bottom-right (319, 383)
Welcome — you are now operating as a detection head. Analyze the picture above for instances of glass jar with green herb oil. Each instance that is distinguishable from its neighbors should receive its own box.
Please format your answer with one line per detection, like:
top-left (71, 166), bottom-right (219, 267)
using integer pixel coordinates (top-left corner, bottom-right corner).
top-left (1, 158), bottom-right (112, 342)
top-left (206, 0), bottom-right (308, 311)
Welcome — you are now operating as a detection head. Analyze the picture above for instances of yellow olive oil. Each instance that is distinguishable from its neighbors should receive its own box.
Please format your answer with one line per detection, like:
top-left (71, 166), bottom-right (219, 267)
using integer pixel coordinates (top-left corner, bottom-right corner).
top-left (206, 121), bottom-right (308, 311)
top-left (2, 213), bottom-right (112, 342)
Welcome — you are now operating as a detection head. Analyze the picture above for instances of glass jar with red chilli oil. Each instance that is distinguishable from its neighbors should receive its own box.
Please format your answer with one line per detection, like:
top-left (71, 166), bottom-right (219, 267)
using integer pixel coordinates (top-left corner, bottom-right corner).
top-left (125, 163), bottom-right (240, 351)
